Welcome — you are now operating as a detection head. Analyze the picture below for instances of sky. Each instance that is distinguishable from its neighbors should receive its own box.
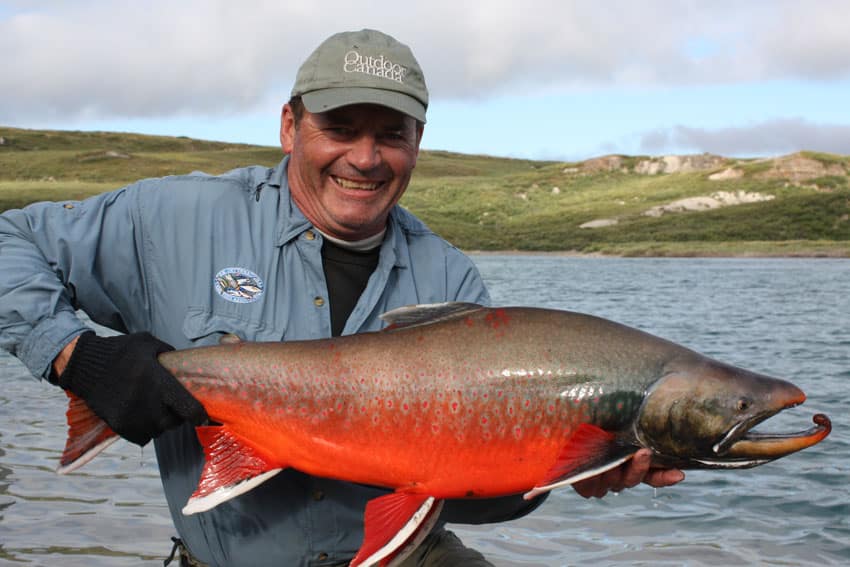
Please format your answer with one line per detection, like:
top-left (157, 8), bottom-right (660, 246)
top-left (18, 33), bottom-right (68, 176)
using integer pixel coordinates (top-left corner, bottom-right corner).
top-left (1, 0), bottom-right (849, 161)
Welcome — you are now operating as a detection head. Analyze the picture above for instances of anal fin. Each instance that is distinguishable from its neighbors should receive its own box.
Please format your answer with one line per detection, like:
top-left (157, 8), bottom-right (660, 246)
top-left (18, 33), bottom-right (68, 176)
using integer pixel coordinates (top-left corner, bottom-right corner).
top-left (524, 423), bottom-right (638, 500)
top-left (182, 425), bottom-right (282, 515)
top-left (350, 493), bottom-right (444, 567)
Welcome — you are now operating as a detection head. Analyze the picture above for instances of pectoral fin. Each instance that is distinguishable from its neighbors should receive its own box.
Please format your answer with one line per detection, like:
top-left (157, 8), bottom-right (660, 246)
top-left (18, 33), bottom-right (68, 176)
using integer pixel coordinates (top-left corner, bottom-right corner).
top-left (350, 493), bottom-right (444, 567)
top-left (182, 425), bottom-right (282, 515)
top-left (524, 423), bottom-right (638, 500)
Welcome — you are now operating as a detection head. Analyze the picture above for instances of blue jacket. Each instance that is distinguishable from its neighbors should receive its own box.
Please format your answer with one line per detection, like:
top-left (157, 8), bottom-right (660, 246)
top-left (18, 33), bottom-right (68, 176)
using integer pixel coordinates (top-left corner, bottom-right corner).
top-left (0, 157), bottom-right (542, 566)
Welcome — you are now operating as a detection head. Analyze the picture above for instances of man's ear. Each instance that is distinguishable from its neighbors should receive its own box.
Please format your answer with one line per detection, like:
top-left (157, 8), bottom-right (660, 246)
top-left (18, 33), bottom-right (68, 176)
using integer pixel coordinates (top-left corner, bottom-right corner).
top-left (280, 104), bottom-right (295, 154)
top-left (414, 123), bottom-right (424, 158)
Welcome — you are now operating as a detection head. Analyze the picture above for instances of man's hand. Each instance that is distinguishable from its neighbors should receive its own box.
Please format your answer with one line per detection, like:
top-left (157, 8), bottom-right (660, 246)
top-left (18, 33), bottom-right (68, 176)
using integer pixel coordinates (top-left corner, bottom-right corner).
top-left (572, 449), bottom-right (685, 499)
top-left (55, 331), bottom-right (208, 446)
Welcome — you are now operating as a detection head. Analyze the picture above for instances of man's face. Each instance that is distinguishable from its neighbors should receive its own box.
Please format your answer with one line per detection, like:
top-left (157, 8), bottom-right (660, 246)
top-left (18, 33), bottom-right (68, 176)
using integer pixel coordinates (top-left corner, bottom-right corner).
top-left (281, 102), bottom-right (423, 241)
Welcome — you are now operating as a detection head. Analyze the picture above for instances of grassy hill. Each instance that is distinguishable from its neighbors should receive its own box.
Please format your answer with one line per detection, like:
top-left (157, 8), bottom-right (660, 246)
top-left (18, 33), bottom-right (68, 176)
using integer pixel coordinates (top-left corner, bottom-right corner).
top-left (1, 126), bottom-right (848, 256)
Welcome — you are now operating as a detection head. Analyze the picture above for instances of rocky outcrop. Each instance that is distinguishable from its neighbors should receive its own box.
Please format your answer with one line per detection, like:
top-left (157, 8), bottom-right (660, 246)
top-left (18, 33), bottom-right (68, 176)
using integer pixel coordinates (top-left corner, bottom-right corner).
top-left (709, 168), bottom-right (745, 181)
top-left (580, 155), bottom-right (626, 173)
top-left (574, 153), bottom-right (729, 175)
top-left (580, 218), bottom-right (619, 229)
top-left (643, 191), bottom-right (775, 217)
top-left (753, 152), bottom-right (847, 183)
top-left (635, 153), bottom-right (727, 175)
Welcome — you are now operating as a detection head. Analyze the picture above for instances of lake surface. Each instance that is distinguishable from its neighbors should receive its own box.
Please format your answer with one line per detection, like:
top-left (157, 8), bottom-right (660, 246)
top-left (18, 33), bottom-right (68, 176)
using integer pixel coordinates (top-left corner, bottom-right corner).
top-left (1, 257), bottom-right (848, 566)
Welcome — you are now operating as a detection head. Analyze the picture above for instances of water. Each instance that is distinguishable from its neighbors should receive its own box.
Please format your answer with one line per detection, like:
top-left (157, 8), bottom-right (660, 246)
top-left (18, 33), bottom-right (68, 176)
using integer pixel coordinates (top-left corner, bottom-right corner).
top-left (1, 257), bottom-right (848, 566)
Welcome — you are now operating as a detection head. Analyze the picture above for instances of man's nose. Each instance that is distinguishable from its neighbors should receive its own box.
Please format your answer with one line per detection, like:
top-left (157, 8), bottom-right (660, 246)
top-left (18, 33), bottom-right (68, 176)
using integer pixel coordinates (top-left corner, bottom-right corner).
top-left (347, 134), bottom-right (381, 171)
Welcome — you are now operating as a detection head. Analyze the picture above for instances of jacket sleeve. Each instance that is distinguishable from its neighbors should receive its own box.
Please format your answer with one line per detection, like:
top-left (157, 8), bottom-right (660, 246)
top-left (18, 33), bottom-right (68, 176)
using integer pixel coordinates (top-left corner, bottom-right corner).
top-left (0, 184), bottom-right (149, 379)
top-left (443, 246), bottom-right (491, 307)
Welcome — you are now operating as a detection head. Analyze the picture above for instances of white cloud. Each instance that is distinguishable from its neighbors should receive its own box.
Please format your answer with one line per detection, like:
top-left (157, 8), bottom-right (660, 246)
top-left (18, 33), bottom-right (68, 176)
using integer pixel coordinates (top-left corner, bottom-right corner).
top-left (1, 0), bottom-right (848, 122)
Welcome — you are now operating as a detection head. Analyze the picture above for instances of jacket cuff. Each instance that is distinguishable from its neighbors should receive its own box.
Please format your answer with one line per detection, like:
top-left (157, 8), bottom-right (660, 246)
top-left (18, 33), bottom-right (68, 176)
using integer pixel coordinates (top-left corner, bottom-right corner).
top-left (18, 310), bottom-right (92, 381)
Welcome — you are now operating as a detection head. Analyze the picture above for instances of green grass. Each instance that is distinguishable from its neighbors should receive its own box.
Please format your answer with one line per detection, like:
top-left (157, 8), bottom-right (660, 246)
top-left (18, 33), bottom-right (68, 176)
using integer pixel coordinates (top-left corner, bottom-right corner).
top-left (2, 126), bottom-right (848, 256)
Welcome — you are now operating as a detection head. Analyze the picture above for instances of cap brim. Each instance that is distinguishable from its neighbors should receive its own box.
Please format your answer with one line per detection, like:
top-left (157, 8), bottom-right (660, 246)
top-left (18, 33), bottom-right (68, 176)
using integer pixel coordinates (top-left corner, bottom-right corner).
top-left (302, 87), bottom-right (426, 123)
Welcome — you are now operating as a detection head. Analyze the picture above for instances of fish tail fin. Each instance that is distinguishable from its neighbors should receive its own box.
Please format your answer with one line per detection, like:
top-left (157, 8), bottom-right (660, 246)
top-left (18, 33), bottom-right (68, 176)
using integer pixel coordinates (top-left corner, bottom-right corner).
top-left (350, 493), bottom-right (444, 567)
top-left (56, 391), bottom-right (120, 474)
top-left (182, 425), bottom-right (283, 515)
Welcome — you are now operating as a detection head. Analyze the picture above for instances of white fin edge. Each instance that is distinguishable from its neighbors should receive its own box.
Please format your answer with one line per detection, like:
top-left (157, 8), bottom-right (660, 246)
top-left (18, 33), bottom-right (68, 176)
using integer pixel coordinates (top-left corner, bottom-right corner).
top-left (385, 499), bottom-right (444, 567)
top-left (182, 468), bottom-right (282, 515)
top-left (694, 458), bottom-right (770, 469)
top-left (357, 496), bottom-right (440, 567)
top-left (56, 435), bottom-right (120, 475)
top-left (523, 454), bottom-right (633, 500)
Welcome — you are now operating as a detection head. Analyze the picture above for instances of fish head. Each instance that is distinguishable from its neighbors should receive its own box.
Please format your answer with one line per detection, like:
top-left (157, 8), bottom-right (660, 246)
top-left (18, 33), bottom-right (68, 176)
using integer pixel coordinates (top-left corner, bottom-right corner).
top-left (636, 356), bottom-right (831, 469)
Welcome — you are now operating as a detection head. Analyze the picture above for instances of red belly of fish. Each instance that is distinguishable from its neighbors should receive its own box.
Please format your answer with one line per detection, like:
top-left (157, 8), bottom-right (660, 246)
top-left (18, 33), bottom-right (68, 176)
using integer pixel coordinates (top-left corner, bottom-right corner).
top-left (195, 377), bottom-right (574, 498)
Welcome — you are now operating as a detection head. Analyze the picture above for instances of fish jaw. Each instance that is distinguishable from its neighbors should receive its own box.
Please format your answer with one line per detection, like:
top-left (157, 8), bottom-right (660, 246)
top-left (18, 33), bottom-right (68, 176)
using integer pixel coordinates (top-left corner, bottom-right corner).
top-left (696, 413), bottom-right (832, 468)
top-left (638, 358), bottom-right (831, 469)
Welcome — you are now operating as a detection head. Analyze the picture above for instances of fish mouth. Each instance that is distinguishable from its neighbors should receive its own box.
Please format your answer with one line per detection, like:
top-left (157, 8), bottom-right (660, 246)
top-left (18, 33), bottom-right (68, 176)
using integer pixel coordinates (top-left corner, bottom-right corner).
top-left (699, 413), bottom-right (831, 469)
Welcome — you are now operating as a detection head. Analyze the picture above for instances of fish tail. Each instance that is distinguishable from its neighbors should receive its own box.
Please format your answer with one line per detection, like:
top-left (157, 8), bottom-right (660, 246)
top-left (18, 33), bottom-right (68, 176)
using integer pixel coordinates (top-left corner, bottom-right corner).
top-left (56, 391), bottom-right (119, 474)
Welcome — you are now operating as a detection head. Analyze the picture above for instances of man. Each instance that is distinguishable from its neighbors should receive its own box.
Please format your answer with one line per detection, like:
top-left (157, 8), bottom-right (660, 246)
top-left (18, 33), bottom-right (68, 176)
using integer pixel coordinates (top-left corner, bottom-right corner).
top-left (0, 30), bottom-right (682, 566)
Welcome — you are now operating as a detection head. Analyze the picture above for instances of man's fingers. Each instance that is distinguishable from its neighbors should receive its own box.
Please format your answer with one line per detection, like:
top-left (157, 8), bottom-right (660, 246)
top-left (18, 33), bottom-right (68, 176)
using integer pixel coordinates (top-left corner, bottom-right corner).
top-left (644, 468), bottom-right (686, 488)
top-left (571, 449), bottom-right (685, 499)
top-left (572, 477), bottom-right (604, 499)
top-left (620, 449), bottom-right (652, 488)
top-left (158, 370), bottom-right (209, 426)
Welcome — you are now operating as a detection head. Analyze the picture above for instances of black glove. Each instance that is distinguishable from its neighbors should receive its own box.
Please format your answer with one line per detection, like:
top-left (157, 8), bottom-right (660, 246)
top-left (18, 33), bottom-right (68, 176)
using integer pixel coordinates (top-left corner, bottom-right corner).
top-left (58, 331), bottom-right (208, 446)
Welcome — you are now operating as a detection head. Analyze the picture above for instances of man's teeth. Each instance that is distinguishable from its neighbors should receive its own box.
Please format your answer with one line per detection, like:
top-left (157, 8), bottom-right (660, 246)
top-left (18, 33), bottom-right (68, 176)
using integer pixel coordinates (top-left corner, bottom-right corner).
top-left (334, 177), bottom-right (381, 190)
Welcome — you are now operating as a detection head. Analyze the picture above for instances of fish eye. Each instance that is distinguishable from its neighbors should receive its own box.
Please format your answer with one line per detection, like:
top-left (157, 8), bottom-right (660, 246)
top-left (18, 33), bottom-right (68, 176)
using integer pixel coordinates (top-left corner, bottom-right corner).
top-left (736, 398), bottom-right (752, 412)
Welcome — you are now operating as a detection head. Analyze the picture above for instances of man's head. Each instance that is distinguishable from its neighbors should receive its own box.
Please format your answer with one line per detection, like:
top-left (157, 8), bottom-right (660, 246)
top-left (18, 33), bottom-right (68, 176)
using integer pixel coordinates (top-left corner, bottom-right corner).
top-left (281, 30), bottom-right (428, 241)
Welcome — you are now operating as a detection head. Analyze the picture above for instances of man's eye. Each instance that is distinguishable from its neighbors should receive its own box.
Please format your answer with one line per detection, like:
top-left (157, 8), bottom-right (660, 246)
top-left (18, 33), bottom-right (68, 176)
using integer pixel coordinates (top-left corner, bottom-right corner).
top-left (326, 127), bottom-right (354, 136)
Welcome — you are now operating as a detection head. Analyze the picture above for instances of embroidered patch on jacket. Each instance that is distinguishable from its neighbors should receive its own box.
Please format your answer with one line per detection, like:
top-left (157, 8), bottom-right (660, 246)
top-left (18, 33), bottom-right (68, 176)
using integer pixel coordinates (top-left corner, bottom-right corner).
top-left (214, 268), bottom-right (264, 304)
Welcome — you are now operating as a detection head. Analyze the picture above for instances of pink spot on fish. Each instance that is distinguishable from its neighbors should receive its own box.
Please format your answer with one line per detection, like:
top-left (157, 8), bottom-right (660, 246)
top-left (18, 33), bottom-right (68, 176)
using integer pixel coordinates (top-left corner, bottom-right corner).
top-left (485, 309), bottom-right (511, 329)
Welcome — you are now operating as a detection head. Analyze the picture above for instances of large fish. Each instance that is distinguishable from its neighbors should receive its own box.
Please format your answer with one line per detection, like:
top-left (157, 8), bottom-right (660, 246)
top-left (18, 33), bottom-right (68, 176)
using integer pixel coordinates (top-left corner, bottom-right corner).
top-left (57, 303), bottom-right (831, 566)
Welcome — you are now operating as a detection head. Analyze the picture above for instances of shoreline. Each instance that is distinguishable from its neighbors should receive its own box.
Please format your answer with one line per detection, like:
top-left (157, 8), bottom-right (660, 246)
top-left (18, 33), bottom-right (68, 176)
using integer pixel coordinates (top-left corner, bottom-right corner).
top-left (466, 251), bottom-right (850, 258)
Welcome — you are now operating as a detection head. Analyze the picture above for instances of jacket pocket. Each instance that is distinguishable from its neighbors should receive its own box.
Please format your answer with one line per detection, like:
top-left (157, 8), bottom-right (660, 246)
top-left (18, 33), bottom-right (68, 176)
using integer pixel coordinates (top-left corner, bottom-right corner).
top-left (182, 306), bottom-right (281, 345)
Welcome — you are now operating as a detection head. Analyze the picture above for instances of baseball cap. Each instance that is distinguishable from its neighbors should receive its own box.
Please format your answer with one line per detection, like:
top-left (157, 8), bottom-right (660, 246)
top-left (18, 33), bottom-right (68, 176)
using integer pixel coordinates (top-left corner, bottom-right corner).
top-left (291, 29), bottom-right (428, 123)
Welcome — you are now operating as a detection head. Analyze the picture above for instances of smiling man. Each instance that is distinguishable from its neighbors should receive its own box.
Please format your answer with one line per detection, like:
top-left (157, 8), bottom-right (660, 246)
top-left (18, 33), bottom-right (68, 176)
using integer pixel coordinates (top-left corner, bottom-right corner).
top-left (0, 29), bottom-right (681, 567)
top-left (282, 102), bottom-right (422, 242)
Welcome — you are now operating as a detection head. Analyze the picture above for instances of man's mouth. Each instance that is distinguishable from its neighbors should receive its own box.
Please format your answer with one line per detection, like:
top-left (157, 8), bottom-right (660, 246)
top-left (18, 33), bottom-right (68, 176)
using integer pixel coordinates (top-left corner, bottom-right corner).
top-left (332, 176), bottom-right (383, 191)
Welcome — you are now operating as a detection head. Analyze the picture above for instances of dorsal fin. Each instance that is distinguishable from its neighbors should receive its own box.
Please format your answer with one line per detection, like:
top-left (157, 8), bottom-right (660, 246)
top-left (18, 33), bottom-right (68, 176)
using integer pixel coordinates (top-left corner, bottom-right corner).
top-left (380, 302), bottom-right (484, 330)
